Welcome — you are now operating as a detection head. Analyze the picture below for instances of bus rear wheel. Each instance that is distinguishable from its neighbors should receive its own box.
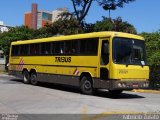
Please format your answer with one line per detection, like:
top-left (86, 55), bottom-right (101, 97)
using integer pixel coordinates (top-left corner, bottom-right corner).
top-left (80, 76), bottom-right (93, 95)
top-left (23, 70), bottom-right (30, 84)
top-left (30, 73), bottom-right (38, 85)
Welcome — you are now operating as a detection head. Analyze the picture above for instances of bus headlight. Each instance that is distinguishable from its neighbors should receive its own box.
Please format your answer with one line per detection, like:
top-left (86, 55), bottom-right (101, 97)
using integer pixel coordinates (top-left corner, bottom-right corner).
top-left (118, 83), bottom-right (123, 87)
top-left (122, 83), bottom-right (126, 87)
top-left (118, 82), bottom-right (126, 88)
top-left (143, 82), bottom-right (149, 87)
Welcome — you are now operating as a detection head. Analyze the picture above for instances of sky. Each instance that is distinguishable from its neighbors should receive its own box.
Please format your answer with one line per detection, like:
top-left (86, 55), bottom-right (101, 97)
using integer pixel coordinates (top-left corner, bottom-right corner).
top-left (0, 0), bottom-right (159, 33)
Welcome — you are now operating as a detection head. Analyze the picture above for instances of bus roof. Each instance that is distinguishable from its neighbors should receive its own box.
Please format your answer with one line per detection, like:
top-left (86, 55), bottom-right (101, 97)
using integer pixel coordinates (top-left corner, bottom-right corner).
top-left (11, 31), bottom-right (144, 45)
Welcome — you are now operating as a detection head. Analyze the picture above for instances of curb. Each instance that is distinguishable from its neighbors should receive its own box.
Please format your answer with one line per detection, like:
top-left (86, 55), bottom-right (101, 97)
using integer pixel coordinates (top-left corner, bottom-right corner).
top-left (0, 71), bottom-right (8, 75)
top-left (132, 89), bottom-right (160, 94)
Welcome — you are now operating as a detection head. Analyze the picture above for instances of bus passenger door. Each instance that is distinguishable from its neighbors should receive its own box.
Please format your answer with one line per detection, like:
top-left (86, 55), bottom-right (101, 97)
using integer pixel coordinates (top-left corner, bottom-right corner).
top-left (100, 40), bottom-right (110, 80)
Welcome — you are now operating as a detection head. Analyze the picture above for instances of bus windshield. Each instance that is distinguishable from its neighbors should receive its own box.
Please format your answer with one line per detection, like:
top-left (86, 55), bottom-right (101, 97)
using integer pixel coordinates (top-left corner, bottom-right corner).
top-left (113, 37), bottom-right (147, 66)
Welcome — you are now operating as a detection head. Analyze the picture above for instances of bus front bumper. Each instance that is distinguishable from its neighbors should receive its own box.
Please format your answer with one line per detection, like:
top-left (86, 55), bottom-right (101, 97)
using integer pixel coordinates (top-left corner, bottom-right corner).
top-left (94, 79), bottom-right (149, 90)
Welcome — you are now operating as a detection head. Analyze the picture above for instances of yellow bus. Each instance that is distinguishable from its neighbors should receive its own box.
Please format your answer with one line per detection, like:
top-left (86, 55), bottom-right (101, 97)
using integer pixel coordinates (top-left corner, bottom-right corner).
top-left (9, 31), bottom-right (149, 95)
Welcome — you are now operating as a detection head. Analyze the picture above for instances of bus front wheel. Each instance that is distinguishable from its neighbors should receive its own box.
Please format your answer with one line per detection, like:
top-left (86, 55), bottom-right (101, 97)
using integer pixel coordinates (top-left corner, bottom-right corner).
top-left (30, 73), bottom-right (38, 85)
top-left (23, 71), bottom-right (30, 84)
top-left (80, 76), bottom-right (93, 95)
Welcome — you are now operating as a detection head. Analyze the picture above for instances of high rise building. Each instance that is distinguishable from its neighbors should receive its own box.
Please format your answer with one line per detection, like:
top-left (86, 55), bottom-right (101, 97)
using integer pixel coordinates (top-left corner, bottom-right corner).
top-left (24, 3), bottom-right (52, 30)
top-left (24, 12), bottom-right (32, 29)
top-left (37, 10), bottom-right (52, 29)
top-left (31, 3), bottom-right (38, 30)
top-left (24, 3), bottom-right (69, 30)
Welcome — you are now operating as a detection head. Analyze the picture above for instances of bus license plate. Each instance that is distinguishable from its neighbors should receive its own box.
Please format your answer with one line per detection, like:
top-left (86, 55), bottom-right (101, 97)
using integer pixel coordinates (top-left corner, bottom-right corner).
top-left (132, 83), bottom-right (139, 88)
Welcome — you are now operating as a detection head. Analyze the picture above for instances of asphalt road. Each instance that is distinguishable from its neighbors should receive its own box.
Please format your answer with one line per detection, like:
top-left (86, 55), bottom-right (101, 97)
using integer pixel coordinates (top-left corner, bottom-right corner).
top-left (0, 73), bottom-right (160, 119)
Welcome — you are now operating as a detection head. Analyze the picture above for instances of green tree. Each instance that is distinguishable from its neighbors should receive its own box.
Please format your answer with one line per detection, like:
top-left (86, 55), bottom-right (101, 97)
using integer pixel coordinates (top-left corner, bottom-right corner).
top-left (141, 32), bottom-right (160, 66)
top-left (71, 0), bottom-right (135, 23)
top-left (52, 19), bottom-right (84, 35)
top-left (94, 16), bottom-right (137, 34)
top-left (141, 31), bottom-right (160, 89)
top-left (0, 26), bottom-right (34, 55)
top-left (36, 19), bottom-right (84, 37)
top-left (94, 17), bottom-right (113, 31)
top-left (71, 0), bottom-right (93, 23)
top-left (97, 0), bottom-right (135, 17)
top-left (82, 23), bottom-right (95, 33)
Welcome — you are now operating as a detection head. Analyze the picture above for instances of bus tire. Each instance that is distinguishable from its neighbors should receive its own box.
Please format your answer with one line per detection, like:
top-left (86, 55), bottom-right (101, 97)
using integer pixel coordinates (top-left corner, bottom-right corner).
top-left (30, 72), bottom-right (38, 86)
top-left (109, 90), bottom-right (123, 95)
top-left (80, 76), bottom-right (93, 95)
top-left (23, 70), bottom-right (30, 84)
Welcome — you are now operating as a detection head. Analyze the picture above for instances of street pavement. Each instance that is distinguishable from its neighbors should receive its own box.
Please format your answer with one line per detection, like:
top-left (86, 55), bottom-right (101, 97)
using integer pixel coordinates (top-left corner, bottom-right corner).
top-left (0, 73), bottom-right (160, 119)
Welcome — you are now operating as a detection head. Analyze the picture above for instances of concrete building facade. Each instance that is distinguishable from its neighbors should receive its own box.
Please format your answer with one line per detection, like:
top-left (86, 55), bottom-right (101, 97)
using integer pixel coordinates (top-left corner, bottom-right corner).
top-left (31, 3), bottom-right (38, 30)
top-left (52, 8), bottom-right (68, 22)
top-left (24, 3), bottom-right (69, 30)
top-left (0, 21), bottom-right (10, 33)
top-left (37, 10), bottom-right (52, 29)
top-left (24, 3), bottom-right (52, 30)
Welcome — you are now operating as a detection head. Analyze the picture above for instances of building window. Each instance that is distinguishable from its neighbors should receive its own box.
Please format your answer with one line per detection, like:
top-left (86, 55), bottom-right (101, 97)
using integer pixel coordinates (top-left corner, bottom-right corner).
top-left (42, 12), bottom-right (52, 21)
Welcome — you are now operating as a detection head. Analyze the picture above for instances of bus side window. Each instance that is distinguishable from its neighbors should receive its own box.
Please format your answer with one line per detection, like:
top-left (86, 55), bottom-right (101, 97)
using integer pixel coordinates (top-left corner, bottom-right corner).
top-left (54, 41), bottom-right (64, 54)
top-left (101, 41), bottom-right (109, 65)
top-left (41, 42), bottom-right (51, 55)
top-left (64, 41), bottom-right (78, 54)
top-left (20, 44), bottom-right (29, 56)
top-left (11, 45), bottom-right (20, 56)
top-left (30, 44), bottom-right (40, 55)
top-left (79, 38), bottom-right (98, 55)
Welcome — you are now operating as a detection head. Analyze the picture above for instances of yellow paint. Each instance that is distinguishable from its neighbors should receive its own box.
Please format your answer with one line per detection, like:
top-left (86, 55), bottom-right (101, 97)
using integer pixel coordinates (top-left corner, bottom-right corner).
top-left (110, 64), bottom-right (149, 80)
top-left (132, 89), bottom-right (160, 94)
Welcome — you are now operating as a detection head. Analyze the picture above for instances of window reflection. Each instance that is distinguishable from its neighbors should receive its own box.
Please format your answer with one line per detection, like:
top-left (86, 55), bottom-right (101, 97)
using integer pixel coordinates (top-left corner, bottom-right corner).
top-left (113, 37), bottom-right (146, 65)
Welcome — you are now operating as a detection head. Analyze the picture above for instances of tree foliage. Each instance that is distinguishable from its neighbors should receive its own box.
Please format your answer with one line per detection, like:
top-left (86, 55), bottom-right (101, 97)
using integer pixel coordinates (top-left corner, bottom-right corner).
top-left (71, 0), bottom-right (93, 23)
top-left (36, 19), bottom-right (83, 38)
top-left (0, 26), bottom-right (34, 55)
top-left (51, 19), bottom-right (84, 35)
top-left (141, 32), bottom-right (160, 66)
top-left (94, 16), bottom-right (137, 34)
top-left (141, 31), bottom-right (160, 88)
top-left (97, 0), bottom-right (135, 10)
top-left (71, 0), bottom-right (135, 23)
